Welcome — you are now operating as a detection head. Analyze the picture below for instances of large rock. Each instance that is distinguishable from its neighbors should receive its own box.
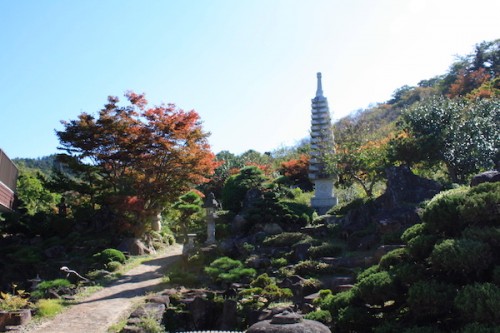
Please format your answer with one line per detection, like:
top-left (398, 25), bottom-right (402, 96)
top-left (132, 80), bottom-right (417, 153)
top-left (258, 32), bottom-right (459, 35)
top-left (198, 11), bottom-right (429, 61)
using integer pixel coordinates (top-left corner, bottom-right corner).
top-left (247, 311), bottom-right (331, 333)
top-left (470, 170), bottom-right (500, 186)
top-left (117, 238), bottom-right (154, 256)
top-left (217, 299), bottom-right (238, 330)
top-left (380, 165), bottom-right (442, 209)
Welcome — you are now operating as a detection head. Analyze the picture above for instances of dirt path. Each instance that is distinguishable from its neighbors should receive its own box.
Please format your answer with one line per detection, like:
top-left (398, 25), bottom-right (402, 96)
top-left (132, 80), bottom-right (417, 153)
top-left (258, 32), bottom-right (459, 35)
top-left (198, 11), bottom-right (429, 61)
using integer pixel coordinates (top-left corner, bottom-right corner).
top-left (23, 244), bottom-right (183, 333)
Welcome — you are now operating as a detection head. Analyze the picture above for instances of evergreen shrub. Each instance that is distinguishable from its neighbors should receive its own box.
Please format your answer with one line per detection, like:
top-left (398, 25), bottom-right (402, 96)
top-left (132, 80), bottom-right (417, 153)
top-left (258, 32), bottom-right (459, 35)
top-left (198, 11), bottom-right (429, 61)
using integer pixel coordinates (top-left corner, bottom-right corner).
top-left (263, 232), bottom-right (312, 247)
top-left (94, 248), bottom-right (126, 264)
top-left (454, 283), bottom-right (500, 323)
top-left (308, 243), bottom-right (343, 259)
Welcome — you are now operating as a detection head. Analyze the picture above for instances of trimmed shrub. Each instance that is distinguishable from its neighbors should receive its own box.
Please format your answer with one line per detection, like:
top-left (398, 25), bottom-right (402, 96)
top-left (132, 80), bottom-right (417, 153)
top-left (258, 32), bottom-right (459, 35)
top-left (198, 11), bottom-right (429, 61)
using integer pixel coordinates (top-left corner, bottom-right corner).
top-left (357, 265), bottom-right (380, 281)
top-left (292, 260), bottom-right (333, 276)
top-left (430, 239), bottom-right (492, 278)
top-left (355, 271), bottom-right (397, 306)
top-left (32, 279), bottom-right (72, 299)
top-left (308, 243), bottom-right (343, 259)
top-left (407, 280), bottom-right (456, 320)
top-left (263, 232), bottom-right (312, 247)
top-left (459, 323), bottom-right (499, 333)
top-left (105, 261), bottom-right (122, 272)
top-left (422, 188), bottom-right (467, 235)
top-left (406, 234), bottom-right (438, 261)
top-left (379, 248), bottom-right (409, 270)
top-left (454, 282), bottom-right (500, 323)
top-left (304, 309), bottom-right (332, 324)
top-left (401, 223), bottom-right (427, 243)
top-left (94, 248), bottom-right (126, 265)
top-left (205, 257), bottom-right (256, 284)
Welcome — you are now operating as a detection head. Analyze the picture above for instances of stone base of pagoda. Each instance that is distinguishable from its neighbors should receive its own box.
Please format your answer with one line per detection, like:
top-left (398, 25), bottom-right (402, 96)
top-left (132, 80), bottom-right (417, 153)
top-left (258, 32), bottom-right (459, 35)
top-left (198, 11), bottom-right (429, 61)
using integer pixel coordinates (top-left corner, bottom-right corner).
top-left (311, 178), bottom-right (337, 215)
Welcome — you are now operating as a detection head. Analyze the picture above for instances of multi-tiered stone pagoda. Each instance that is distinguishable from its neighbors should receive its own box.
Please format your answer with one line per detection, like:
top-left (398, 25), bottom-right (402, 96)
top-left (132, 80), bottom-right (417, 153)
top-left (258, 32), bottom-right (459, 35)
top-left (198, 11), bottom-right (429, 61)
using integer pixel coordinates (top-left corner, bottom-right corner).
top-left (309, 72), bottom-right (337, 214)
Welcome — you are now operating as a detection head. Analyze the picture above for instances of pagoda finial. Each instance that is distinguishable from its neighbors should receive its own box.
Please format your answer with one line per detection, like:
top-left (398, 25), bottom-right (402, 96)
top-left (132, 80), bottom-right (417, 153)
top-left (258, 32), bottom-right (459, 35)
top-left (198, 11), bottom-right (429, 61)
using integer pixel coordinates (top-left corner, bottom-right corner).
top-left (316, 72), bottom-right (323, 97)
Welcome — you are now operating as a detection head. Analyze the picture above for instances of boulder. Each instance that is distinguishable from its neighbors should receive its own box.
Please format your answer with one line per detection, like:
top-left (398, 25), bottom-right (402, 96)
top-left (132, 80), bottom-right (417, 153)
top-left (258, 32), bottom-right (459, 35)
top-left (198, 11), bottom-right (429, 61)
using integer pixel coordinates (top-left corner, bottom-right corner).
top-left (470, 170), bottom-right (500, 186)
top-left (246, 311), bottom-right (331, 333)
top-left (117, 238), bottom-right (154, 256)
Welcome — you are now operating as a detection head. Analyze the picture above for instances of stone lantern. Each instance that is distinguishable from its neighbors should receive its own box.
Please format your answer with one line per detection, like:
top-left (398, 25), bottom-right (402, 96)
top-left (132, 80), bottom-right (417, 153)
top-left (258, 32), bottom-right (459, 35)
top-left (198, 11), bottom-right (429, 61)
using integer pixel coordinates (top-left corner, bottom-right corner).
top-left (246, 311), bottom-right (331, 333)
top-left (203, 192), bottom-right (219, 244)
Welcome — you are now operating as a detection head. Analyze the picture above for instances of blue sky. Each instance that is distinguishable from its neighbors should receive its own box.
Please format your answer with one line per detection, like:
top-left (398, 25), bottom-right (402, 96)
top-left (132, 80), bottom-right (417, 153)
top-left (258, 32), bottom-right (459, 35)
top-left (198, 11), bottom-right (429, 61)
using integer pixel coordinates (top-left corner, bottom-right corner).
top-left (1, 0), bottom-right (499, 159)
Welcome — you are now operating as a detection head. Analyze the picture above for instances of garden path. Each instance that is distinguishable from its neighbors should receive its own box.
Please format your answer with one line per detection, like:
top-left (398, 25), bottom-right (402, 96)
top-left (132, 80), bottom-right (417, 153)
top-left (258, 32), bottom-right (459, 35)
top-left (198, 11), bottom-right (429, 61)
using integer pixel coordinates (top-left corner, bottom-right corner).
top-left (22, 243), bottom-right (183, 333)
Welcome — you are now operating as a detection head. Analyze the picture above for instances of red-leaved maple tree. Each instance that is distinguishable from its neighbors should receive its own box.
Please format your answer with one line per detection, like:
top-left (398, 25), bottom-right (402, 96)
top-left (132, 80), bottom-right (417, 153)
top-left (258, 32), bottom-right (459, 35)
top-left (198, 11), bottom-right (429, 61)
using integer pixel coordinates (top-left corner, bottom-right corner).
top-left (56, 91), bottom-right (218, 235)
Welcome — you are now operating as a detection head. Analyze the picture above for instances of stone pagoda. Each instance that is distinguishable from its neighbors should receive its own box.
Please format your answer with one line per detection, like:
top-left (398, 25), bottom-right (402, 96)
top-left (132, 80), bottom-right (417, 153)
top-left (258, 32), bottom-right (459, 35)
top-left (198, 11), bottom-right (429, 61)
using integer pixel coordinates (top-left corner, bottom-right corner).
top-left (309, 72), bottom-right (337, 214)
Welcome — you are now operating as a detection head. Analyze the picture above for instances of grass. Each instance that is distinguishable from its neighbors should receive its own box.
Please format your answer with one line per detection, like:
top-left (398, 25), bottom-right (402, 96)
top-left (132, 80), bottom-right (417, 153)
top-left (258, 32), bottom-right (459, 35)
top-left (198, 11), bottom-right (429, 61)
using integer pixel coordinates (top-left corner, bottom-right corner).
top-left (35, 299), bottom-right (64, 318)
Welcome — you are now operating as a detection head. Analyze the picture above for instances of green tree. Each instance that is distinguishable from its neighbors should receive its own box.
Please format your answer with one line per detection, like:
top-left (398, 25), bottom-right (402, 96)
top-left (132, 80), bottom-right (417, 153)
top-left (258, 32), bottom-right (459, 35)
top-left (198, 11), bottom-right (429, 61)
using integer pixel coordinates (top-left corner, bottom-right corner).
top-left (331, 117), bottom-right (388, 197)
top-left (171, 191), bottom-right (203, 243)
top-left (16, 170), bottom-right (60, 215)
top-left (221, 166), bottom-right (268, 212)
top-left (390, 96), bottom-right (499, 183)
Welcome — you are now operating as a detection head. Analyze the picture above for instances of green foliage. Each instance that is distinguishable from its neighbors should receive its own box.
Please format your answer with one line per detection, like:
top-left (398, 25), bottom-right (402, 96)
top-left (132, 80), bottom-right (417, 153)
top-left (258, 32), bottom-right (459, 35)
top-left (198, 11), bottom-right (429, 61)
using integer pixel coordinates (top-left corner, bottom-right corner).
top-left (304, 309), bottom-right (332, 325)
top-left (221, 166), bottom-right (268, 212)
top-left (454, 283), bottom-right (500, 323)
top-left (250, 273), bottom-right (273, 288)
top-left (105, 261), bottom-right (122, 272)
top-left (379, 248), bottom-right (408, 270)
top-left (137, 311), bottom-right (165, 333)
top-left (406, 234), bottom-right (438, 261)
top-left (401, 223), bottom-right (426, 243)
top-left (357, 265), bottom-right (380, 281)
top-left (407, 280), bottom-right (456, 320)
top-left (459, 323), bottom-right (500, 333)
top-left (355, 271), bottom-right (397, 306)
top-left (271, 257), bottom-right (288, 268)
top-left (430, 239), bottom-right (492, 279)
top-left (205, 257), bottom-right (256, 284)
top-left (94, 248), bottom-right (126, 265)
top-left (243, 190), bottom-right (313, 231)
top-left (422, 187), bottom-right (468, 235)
top-left (292, 260), bottom-right (333, 277)
top-left (15, 170), bottom-right (60, 215)
top-left (262, 232), bottom-right (312, 247)
top-left (0, 287), bottom-right (31, 311)
top-left (307, 242), bottom-right (343, 259)
top-left (32, 279), bottom-right (72, 299)
top-left (392, 96), bottom-right (499, 183)
top-left (35, 299), bottom-right (64, 318)
top-left (171, 190), bottom-right (204, 242)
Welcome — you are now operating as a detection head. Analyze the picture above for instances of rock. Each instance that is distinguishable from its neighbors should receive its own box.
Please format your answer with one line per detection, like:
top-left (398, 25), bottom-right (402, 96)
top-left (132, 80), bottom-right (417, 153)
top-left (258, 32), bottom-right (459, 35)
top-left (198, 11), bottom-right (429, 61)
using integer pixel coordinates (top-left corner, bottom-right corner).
top-left (217, 299), bottom-right (238, 330)
top-left (263, 223), bottom-right (283, 235)
top-left (335, 284), bottom-right (354, 292)
top-left (117, 238), bottom-right (154, 256)
top-left (130, 303), bottom-right (165, 322)
top-left (44, 245), bottom-right (65, 259)
top-left (231, 214), bottom-right (250, 235)
top-left (146, 295), bottom-right (170, 307)
top-left (188, 296), bottom-right (210, 328)
top-left (470, 170), bottom-right (500, 186)
top-left (246, 311), bottom-right (331, 333)
top-left (380, 165), bottom-right (442, 209)
top-left (293, 243), bottom-right (311, 261)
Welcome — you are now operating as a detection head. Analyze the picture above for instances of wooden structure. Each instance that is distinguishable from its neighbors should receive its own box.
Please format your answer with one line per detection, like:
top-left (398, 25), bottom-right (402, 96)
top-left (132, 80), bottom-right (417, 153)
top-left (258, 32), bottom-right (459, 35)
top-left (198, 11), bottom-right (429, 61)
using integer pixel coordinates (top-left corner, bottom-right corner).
top-left (0, 149), bottom-right (18, 212)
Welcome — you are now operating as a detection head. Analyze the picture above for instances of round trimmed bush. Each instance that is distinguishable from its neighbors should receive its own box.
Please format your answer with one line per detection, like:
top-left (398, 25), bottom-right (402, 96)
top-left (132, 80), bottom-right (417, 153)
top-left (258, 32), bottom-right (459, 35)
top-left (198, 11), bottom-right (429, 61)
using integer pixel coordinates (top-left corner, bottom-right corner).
top-left (430, 239), bottom-right (492, 278)
top-left (95, 248), bottom-right (126, 264)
